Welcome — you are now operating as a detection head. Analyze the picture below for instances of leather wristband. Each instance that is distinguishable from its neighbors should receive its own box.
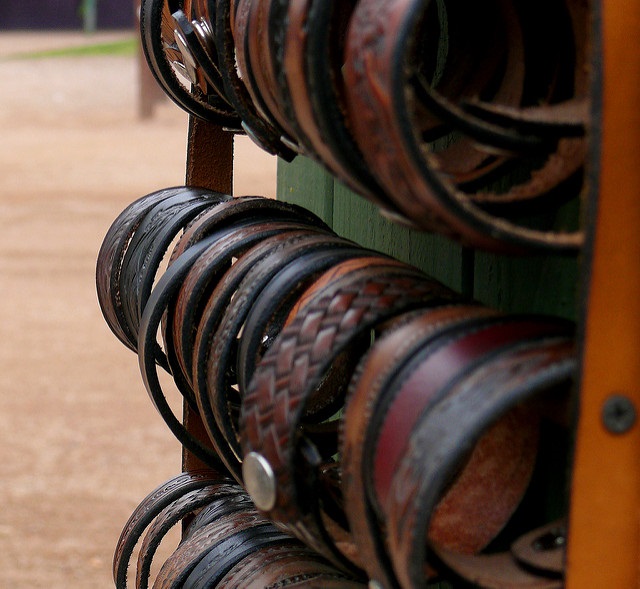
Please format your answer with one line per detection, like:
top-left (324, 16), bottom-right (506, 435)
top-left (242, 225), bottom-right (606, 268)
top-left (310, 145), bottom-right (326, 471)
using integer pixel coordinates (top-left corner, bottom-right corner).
top-left (371, 317), bottom-right (573, 517)
top-left (181, 526), bottom-right (298, 589)
top-left (213, 0), bottom-right (296, 159)
top-left (277, 0), bottom-right (397, 213)
top-left (118, 192), bottom-right (225, 355)
top-left (135, 485), bottom-right (248, 589)
top-left (138, 218), bottom-right (328, 467)
top-left (340, 304), bottom-right (501, 584)
top-left (343, 0), bottom-right (586, 253)
top-left (166, 220), bottom-right (333, 401)
top-left (192, 233), bottom-right (368, 480)
top-left (384, 337), bottom-right (575, 589)
top-left (247, 0), bottom-right (302, 146)
top-left (113, 469), bottom-right (235, 589)
top-left (215, 544), bottom-right (367, 588)
top-left (205, 242), bottom-right (386, 478)
top-left (169, 196), bottom-right (331, 262)
top-left (139, 0), bottom-right (240, 124)
top-left (240, 257), bottom-right (456, 572)
top-left (233, 0), bottom-right (299, 148)
top-left (96, 187), bottom-right (230, 353)
top-left (153, 509), bottom-right (272, 588)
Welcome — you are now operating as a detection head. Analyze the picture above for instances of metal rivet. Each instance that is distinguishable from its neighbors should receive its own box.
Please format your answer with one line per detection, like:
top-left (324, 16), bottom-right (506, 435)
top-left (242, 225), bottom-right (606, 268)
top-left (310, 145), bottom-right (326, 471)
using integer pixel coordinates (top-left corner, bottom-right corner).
top-left (532, 528), bottom-right (566, 552)
top-left (602, 394), bottom-right (637, 435)
top-left (243, 452), bottom-right (277, 511)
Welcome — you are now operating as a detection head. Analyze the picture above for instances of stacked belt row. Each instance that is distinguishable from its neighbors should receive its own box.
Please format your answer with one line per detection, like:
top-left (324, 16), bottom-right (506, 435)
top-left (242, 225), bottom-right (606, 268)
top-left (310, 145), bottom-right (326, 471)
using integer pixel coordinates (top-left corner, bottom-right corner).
top-left (140, 0), bottom-right (589, 253)
top-left (97, 187), bottom-right (576, 588)
top-left (113, 469), bottom-right (366, 588)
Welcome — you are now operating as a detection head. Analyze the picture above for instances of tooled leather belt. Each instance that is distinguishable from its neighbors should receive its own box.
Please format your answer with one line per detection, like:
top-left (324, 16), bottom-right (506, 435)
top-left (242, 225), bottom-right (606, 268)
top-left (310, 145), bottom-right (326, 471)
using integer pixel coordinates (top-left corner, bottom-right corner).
top-left (240, 257), bottom-right (458, 572)
top-left (113, 470), bottom-right (366, 589)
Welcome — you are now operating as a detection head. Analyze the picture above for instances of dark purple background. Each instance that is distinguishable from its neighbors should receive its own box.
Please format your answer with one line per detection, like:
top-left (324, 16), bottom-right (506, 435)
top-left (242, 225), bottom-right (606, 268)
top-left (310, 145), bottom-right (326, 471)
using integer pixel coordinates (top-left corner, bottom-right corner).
top-left (1, 0), bottom-right (135, 30)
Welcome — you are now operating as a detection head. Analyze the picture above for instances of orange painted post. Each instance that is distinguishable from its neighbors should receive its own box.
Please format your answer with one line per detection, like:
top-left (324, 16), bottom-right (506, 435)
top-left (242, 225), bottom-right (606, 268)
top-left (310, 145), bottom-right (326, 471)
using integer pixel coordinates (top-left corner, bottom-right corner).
top-left (566, 1), bottom-right (640, 586)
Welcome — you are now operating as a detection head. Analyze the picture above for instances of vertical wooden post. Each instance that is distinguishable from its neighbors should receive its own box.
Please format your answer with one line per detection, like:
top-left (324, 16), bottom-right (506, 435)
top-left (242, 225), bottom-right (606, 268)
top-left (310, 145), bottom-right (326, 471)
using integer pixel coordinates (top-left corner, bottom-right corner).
top-left (81, 0), bottom-right (98, 33)
top-left (182, 117), bottom-right (234, 472)
top-left (135, 0), bottom-right (167, 119)
top-left (566, 0), bottom-right (640, 585)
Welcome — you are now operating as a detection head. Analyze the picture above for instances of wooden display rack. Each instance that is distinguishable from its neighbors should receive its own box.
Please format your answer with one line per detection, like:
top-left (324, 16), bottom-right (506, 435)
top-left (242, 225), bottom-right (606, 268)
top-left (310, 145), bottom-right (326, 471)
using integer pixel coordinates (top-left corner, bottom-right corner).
top-left (178, 1), bottom-right (640, 585)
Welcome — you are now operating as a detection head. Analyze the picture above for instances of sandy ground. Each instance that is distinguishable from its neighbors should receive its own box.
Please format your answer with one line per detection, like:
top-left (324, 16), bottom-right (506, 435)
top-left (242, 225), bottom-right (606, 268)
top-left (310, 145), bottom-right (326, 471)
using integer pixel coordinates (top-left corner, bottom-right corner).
top-left (0, 32), bottom-right (277, 588)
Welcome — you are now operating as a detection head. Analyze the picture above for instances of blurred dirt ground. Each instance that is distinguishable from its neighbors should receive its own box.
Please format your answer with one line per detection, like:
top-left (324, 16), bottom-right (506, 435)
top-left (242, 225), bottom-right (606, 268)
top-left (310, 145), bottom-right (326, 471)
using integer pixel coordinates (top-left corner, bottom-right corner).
top-left (0, 31), bottom-right (276, 588)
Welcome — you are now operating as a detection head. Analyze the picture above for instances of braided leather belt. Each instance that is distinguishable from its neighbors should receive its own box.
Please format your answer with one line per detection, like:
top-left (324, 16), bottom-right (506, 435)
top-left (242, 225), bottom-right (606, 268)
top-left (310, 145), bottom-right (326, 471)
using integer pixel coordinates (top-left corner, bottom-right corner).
top-left (240, 258), bottom-right (457, 571)
top-left (193, 236), bottom-right (379, 480)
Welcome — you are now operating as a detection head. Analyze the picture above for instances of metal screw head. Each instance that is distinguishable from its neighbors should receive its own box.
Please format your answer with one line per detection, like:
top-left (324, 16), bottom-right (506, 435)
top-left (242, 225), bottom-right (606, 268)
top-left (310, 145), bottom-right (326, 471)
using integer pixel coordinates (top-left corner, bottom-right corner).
top-left (602, 394), bottom-right (637, 434)
top-left (532, 528), bottom-right (566, 552)
top-left (243, 452), bottom-right (277, 511)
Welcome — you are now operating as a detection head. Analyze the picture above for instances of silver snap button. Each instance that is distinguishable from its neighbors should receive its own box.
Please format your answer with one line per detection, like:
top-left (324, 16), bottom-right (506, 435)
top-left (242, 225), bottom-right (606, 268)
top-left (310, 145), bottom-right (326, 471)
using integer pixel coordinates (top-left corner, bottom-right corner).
top-left (243, 451), bottom-right (277, 511)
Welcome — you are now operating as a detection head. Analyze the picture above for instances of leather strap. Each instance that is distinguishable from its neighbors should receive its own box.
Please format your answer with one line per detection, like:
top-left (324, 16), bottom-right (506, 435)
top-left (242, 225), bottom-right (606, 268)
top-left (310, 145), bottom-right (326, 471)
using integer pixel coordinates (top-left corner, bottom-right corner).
top-left (138, 219), bottom-right (330, 465)
top-left (118, 192), bottom-right (223, 354)
top-left (113, 469), bottom-right (235, 589)
top-left (215, 544), bottom-right (367, 588)
top-left (181, 526), bottom-right (296, 589)
top-left (170, 196), bottom-right (330, 262)
top-left (241, 258), bottom-right (456, 572)
top-left (384, 338), bottom-right (575, 588)
top-left (139, 0), bottom-right (239, 124)
top-left (343, 0), bottom-right (586, 252)
top-left (207, 243), bottom-right (385, 476)
top-left (153, 510), bottom-right (270, 589)
top-left (213, 0), bottom-right (296, 158)
top-left (193, 234), bottom-right (367, 480)
top-left (340, 304), bottom-right (501, 584)
top-left (96, 187), bottom-right (230, 353)
top-left (166, 220), bottom-right (333, 400)
top-left (278, 0), bottom-right (396, 212)
top-left (136, 485), bottom-right (247, 589)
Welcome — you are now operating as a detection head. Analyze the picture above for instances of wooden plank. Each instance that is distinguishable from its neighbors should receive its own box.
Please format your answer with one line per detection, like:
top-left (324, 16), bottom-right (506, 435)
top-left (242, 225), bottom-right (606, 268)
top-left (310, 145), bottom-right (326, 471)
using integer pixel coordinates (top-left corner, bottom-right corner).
top-left (332, 182), bottom-right (468, 294)
top-left (277, 156), bottom-right (335, 225)
top-left (473, 252), bottom-right (578, 320)
top-left (566, 0), bottom-right (640, 584)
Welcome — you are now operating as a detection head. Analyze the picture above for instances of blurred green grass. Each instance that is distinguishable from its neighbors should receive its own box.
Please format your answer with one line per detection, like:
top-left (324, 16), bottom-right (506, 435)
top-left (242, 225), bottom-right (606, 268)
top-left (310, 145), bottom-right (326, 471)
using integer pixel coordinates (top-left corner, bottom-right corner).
top-left (9, 37), bottom-right (136, 60)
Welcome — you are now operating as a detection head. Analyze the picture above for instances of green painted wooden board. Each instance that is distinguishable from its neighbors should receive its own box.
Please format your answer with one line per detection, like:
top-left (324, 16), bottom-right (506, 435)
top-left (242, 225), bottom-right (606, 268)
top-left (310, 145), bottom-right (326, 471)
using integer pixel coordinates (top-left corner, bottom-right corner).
top-left (278, 155), bottom-right (578, 319)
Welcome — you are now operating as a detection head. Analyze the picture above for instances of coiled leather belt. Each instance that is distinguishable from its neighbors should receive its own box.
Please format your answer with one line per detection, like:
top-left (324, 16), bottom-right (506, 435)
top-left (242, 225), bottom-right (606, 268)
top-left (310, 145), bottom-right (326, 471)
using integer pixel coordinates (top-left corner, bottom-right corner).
top-left (113, 470), bottom-right (366, 589)
top-left (139, 0), bottom-right (590, 254)
top-left (98, 187), bottom-right (578, 587)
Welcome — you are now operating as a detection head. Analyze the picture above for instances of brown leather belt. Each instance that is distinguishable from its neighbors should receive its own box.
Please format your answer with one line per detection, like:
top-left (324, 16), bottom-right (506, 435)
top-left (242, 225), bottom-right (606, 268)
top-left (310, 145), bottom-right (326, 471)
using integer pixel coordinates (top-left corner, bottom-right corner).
top-left (139, 0), bottom-right (589, 253)
top-left (342, 0), bottom-right (587, 252)
top-left (112, 470), bottom-right (366, 589)
top-left (99, 187), bottom-right (579, 587)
